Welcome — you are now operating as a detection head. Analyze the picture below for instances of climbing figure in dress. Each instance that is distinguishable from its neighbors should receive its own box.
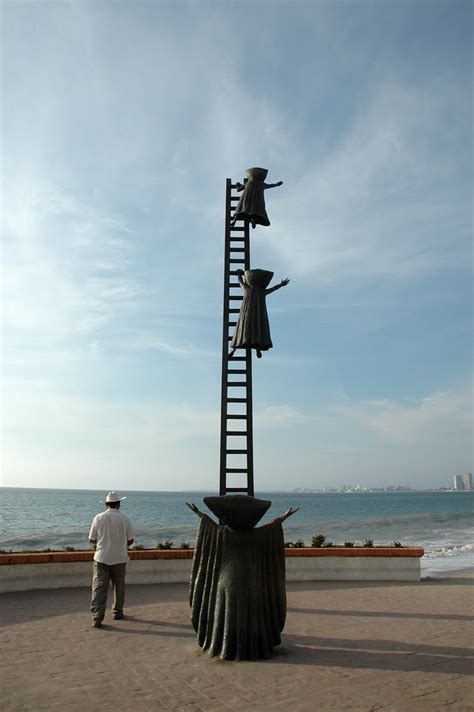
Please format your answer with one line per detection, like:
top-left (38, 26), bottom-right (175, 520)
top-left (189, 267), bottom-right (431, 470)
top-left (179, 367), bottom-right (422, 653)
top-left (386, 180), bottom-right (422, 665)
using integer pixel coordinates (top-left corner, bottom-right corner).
top-left (230, 167), bottom-right (283, 229)
top-left (230, 269), bottom-right (289, 359)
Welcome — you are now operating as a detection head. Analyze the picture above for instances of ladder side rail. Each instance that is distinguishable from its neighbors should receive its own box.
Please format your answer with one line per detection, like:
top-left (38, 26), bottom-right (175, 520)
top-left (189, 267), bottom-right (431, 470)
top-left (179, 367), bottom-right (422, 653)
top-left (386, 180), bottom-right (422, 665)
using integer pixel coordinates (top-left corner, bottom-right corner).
top-left (219, 178), bottom-right (233, 495)
top-left (243, 219), bottom-right (254, 496)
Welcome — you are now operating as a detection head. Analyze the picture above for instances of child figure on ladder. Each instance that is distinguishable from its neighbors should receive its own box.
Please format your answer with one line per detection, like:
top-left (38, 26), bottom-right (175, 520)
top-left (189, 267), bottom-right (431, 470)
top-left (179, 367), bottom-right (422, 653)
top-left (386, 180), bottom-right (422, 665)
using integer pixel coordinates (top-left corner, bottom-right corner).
top-left (229, 269), bottom-right (289, 359)
top-left (230, 167), bottom-right (283, 229)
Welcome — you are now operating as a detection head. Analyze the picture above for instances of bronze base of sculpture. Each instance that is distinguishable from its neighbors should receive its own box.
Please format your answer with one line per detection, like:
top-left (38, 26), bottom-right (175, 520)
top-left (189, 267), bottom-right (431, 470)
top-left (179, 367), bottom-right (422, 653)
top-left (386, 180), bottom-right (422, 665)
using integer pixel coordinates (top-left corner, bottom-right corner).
top-left (187, 496), bottom-right (297, 660)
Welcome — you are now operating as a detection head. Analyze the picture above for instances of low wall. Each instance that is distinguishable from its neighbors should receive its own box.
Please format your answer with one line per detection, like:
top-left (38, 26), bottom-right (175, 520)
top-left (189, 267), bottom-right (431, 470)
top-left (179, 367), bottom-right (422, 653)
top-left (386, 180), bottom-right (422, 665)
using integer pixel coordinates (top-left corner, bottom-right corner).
top-left (0, 548), bottom-right (424, 593)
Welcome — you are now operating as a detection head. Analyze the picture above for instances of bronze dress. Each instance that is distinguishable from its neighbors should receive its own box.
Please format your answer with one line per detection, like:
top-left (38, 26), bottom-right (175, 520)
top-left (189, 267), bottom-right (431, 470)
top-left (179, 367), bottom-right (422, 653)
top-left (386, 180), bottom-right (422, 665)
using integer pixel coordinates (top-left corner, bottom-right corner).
top-left (233, 167), bottom-right (272, 226)
top-left (231, 269), bottom-right (274, 352)
top-left (189, 496), bottom-right (287, 660)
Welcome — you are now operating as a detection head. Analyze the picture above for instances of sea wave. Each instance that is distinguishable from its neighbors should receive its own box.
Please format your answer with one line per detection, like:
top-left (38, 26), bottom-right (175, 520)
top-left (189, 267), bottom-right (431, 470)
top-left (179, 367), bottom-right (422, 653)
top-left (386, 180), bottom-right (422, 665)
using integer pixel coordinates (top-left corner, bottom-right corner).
top-left (424, 543), bottom-right (474, 559)
top-left (330, 510), bottom-right (473, 528)
top-left (0, 526), bottom-right (200, 551)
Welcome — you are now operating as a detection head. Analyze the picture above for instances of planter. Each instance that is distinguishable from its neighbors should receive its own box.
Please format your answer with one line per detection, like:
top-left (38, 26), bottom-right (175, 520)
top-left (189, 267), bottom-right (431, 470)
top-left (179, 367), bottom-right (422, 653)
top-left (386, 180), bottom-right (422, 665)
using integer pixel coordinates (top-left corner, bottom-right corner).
top-left (0, 547), bottom-right (424, 593)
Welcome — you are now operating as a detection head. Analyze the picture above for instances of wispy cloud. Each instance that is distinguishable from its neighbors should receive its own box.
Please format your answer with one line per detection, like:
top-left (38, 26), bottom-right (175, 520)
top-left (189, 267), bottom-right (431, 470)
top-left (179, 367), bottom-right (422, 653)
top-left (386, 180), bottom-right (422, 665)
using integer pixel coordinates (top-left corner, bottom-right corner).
top-left (255, 385), bottom-right (472, 446)
top-left (1, 1), bottom-right (471, 491)
top-left (2, 172), bottom-right (141, 338)
top-left (260, 82), bottom-right (471, 282)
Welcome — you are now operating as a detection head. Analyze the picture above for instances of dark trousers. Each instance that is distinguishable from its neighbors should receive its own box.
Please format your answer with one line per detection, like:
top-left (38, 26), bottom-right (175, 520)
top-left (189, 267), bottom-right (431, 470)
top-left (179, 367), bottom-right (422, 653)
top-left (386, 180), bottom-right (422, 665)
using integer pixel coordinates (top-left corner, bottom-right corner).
top-left (90, 561), bottom-right (126, 621)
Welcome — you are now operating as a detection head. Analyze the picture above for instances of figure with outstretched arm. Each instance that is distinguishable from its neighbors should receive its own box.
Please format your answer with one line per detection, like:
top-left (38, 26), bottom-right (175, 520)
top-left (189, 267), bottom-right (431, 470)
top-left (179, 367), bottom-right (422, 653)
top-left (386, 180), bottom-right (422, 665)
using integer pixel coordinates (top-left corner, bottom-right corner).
top-left (186, 501), bottom-right (298, 526)
top-left (186, 495), bottom-right (299, 660)
top-left (231, 167), bottom-right (283, 228)
top-left (229, 269), bottom-right (290, 359)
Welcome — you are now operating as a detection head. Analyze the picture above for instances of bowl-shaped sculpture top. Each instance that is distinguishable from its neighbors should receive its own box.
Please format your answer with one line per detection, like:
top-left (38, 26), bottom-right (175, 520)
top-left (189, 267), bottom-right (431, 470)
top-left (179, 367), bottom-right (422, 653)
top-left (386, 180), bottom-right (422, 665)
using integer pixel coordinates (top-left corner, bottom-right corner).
top-left (203, 495), bottom-right (271, 530)
top-left (245, 167), bottom-right (268, 181)
top-left (244, 269), bottom-right (274, 289)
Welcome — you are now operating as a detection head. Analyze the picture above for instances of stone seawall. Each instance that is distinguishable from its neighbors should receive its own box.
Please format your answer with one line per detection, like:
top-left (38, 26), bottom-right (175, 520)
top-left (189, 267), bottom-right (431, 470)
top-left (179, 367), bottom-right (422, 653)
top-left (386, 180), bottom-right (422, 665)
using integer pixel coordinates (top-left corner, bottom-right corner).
top-left (0, 547), bottom-right (424, 592)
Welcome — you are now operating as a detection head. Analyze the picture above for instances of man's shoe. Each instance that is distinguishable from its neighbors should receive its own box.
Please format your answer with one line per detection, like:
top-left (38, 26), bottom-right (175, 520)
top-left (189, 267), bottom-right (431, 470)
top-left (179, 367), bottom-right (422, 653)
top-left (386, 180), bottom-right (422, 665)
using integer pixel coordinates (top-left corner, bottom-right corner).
top-left (113, 612), bottom-right (124, 620)
top-left (92, 620), bottom-right (103, 628)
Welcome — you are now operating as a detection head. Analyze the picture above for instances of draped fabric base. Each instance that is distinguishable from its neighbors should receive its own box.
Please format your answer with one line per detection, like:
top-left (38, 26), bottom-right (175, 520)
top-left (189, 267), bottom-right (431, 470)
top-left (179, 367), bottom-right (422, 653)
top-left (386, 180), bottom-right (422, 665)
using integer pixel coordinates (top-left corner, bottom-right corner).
top-left (233, 180), bottom-right (270, 226)
top-left (190, 515), bottom-right (287, 660)
top-left (230, 285), bottom-right (272, 351)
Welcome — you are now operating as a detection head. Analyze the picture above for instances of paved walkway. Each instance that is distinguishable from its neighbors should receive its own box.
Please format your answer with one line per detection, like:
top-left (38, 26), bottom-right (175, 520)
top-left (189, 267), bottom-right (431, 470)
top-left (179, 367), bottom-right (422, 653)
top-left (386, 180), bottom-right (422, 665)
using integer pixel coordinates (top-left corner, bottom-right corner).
top-left (0, 576), bottom-right (473, 711)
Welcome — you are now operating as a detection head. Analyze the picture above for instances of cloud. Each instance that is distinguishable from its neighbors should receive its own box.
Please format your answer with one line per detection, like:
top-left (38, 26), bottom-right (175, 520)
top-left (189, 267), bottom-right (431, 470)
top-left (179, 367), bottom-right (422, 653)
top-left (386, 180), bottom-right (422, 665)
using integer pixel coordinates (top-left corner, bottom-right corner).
top-left (254, 404), bottom-right (305, 429)
top-left (355, 390), bottom-right (473, 444)
top-left (259, 82), bottom-right (471, 282)
top-left (2, 171), bottom-right (141, 339)
top-left (1, 2), bottom-right (470, 493)
top-left (2, 373), bottom-right (471, 489)
top-left (254, 385), bottom-right (472, 446)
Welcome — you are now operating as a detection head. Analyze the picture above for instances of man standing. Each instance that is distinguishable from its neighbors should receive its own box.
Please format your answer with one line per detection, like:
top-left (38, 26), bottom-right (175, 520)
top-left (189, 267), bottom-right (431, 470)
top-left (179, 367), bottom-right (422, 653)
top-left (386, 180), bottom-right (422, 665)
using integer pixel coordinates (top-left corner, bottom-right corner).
top-left (89, 491), bottom-right (134, 628)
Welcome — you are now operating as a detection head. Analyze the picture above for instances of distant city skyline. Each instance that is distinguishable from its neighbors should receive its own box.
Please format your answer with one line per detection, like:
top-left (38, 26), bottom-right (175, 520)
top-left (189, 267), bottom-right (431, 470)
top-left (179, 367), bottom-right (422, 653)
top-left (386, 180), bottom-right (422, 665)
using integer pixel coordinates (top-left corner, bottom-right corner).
top-left (2, 478), bottom-right (473, 495)
top-left (2, 1), bottom-right (472, 492)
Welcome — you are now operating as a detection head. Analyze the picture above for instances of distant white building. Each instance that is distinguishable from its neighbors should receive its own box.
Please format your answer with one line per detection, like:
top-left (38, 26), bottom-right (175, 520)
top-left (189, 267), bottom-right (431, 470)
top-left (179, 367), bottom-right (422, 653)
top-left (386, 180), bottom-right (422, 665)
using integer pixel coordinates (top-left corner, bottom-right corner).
top-left (453, 475), bottom-right (464, 490)
top-left (463, 473), bottom-right (473, 491)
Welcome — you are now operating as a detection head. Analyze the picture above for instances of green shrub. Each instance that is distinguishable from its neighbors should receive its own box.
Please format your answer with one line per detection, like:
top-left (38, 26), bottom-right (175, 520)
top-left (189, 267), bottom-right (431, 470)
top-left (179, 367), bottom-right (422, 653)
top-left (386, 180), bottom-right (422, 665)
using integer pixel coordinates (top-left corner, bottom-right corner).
top-left (323, 542), bottom-right (333, 547)
top-left (157, 539), bottom-right (174, 550)
top-left (131, 544), bottom-right (145, 550)
top-left (293, 539), bottom-right (305, 548)
top-left (178, 542), bottom-right (190, 550)
top-left (63, 546), bottom-right (75, 552)
top-left (393, 541), bottom-right (402, 547)
top-left (311, 534), bottom-right (326, 548)
top-left (363, 539), bottom-right (374, 548)
top-left (344, 541), bottom-right (354, 547)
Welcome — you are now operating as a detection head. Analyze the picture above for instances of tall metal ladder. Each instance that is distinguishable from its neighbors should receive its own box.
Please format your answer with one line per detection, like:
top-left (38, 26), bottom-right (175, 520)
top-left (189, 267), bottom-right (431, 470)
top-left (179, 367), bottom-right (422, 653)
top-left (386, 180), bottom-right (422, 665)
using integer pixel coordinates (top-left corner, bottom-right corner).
top-left (219, 178), bottom-right (254, 496)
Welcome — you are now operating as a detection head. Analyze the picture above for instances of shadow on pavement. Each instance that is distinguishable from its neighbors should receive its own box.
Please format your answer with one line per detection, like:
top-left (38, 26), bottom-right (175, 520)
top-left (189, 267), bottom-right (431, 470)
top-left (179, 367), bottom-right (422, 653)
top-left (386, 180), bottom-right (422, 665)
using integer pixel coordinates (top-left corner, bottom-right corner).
top-left (287, 606), bottom-right (474, 622)
top-left (277, 634), bottom-right (474, 675)
top-left (0, 583), bottom-right (190, 627)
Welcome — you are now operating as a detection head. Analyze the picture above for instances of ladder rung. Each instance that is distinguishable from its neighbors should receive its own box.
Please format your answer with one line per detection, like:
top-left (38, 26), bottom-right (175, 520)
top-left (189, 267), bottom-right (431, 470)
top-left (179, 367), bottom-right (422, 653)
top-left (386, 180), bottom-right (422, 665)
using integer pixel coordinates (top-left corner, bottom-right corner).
top-left (228, 321), bottom-right (237, 327)
top-left (226, 431), bottom-right (248, 436)
top-left (229, 248), bottom-right (245, 253)
top-left (228, 369), bottom-right (246, 374)
top-left (226, 397), bottom-right (247, 402)
top-left (229, 296), bottom-right (243, 301)
top-left (230, 226), bottom-right (245, 232)
top-left (225, 487), bottom-right (250, 493)
top-left (226, 449), bottom-right (248, 454)
top-left (226, 414), bottom-right (247, 419)
top-left (229, 283), bottom-right (240, 289)
top-left (229, 259), bottom-right (245, 264)
top-left (229, 308), bottom-right (241, 313)
top-left (228, 356), bottom-right (246, 361)
top-left (225, 468), bottom-right (248, 473)
top-left (228, 237), bottom-right (245, 242)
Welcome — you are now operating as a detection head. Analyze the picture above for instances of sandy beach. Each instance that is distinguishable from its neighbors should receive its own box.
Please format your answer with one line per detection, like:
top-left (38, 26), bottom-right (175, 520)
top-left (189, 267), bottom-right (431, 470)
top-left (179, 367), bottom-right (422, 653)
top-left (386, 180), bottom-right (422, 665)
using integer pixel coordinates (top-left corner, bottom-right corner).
top-left (0, 574), bottom-right (472, 711)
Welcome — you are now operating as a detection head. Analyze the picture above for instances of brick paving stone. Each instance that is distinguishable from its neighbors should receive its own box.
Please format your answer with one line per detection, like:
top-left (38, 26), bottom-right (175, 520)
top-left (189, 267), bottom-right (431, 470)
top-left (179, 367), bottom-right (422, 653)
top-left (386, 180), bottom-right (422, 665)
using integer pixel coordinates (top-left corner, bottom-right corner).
top-left (1, 575), bottom-right (473, 711)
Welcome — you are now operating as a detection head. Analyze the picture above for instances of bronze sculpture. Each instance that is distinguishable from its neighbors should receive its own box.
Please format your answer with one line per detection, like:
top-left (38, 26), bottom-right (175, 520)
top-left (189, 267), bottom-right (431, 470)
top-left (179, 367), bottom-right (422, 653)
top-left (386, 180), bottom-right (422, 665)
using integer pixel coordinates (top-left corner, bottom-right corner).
top-left (231, 167), bottom-right (283, 228)
top-left (230, 268), bottom-right (289, 358)
top-left (187, 496), bottom-right (298, 660)
top-left (186, 170), bottom-right (296, 662)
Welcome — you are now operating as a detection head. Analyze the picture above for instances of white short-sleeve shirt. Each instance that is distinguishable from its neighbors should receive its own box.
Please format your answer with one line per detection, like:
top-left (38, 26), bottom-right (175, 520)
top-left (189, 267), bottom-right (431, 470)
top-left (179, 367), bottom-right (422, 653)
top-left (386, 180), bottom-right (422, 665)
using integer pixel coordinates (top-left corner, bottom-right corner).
top-left (89, 509), bottom-right (134, 565)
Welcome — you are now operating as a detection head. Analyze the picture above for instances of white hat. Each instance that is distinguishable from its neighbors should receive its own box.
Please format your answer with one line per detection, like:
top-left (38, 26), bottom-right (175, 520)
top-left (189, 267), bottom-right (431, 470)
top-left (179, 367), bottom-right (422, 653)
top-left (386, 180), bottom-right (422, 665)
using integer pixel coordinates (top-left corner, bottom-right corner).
top-left (99, 491), bottom-right (127, 504)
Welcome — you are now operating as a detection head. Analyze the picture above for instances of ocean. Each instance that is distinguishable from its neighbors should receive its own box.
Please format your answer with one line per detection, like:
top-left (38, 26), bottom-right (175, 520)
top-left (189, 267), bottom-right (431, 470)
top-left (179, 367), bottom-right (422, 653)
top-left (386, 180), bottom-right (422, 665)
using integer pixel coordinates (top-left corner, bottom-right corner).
top-left (1, 487), bottom-right (472, 577)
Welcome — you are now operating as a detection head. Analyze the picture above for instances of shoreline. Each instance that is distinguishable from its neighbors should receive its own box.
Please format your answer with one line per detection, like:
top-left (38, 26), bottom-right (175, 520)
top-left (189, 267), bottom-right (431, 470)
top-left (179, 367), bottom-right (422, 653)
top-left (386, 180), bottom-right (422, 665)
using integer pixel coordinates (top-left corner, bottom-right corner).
top-left (422, 565), bottom-right (474, 578)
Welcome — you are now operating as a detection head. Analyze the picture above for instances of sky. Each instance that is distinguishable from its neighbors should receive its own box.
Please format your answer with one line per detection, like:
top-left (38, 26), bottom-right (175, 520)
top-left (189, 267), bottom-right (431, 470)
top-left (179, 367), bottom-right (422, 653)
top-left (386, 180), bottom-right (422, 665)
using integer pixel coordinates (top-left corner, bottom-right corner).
top-left (1, 0), bottom-right (472, 492)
